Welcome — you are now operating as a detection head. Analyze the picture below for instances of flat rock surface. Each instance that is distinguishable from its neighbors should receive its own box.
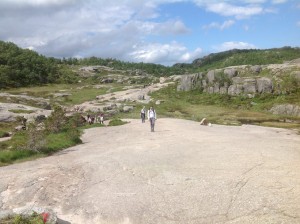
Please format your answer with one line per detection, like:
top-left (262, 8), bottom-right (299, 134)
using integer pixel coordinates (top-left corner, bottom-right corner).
top-left (0, 118), bottom-right (300, 224)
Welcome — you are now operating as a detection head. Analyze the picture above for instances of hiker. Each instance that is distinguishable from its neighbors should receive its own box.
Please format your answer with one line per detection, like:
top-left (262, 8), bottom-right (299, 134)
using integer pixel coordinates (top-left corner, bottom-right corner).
top-left (147, 106), bottom-right (157, 132)
top-left (21, 116), bottom-right (27, 130)
top-left (140, 106), bottom-right (146, 123)
top-left (100, 113), bottom-right (104, 124)
top-left (87, 114), bottom-right (92, 125)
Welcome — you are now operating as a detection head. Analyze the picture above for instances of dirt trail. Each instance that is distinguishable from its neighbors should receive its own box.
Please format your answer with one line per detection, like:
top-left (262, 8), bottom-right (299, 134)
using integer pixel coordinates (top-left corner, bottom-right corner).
top-left (0, 119), bottom-right (300, 224)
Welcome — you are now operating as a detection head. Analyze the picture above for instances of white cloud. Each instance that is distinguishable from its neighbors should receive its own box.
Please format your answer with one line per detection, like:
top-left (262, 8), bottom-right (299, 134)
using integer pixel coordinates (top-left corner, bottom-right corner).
top-left (203, 20), bottom-right (235, 30)
top-left (137, 20), bottom-right (190, 35)
top-left (0, 0), bottom-right (294, 65)
top-left (271, 0), bottom-right (288, 4)
top-left (243, 25), bottom-right (250, 31)
top-left (0, 0), bottom-right (194, 65)
top-left (129, 42), bottom-right (202, 65)
top-left (213, 41), bottom-right (256, 51)
top-left (205, 2), bottom-right (263, 19)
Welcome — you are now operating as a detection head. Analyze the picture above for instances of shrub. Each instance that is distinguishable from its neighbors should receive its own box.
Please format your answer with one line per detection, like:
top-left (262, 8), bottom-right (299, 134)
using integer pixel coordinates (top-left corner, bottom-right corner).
top-left (25, 122), bottom-right (46, 152)
top-left (108, 118), bottom-right (127, 126)
top-left (44, 105), bottom-right (67, 133)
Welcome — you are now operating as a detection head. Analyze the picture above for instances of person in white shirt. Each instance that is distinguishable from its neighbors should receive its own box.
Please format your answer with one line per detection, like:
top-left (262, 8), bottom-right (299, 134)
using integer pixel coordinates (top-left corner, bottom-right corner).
top-left (147, 106), bottom-right (157, 132)
top-left (140, 106), bottom-right (146, 123)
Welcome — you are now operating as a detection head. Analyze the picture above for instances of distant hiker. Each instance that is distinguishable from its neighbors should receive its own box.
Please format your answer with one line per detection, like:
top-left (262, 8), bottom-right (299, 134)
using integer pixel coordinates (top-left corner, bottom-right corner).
top-left (100, 113), bottom-right (104, 124)
top-left (96, 113), bottom-right (101, 123)
top-left (87, 114), bottom-right (92, 125)
top-left (141, 106), bottom-right (146, 123)
top-left (21, 116), bottom-right (27, 130)
top-left (147, 106), bottom-right (157, 132)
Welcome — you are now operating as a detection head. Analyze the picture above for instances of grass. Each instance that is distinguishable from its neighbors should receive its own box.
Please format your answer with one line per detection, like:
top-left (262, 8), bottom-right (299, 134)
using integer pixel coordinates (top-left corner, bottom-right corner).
top-left (0, 114), bottom-right (127, 166)
top-left (2, 83), bottom-right (127, 106)
top-left (0, 130), bottom-right (10, 138)
top-left (8, 109), bottom-right (34, 114)
top-left (0, 213), bottom-right (44, 224)
top-left (149, 84), bottom-right (300, 129)
top-left (108, 118), bottom-right (128, 126)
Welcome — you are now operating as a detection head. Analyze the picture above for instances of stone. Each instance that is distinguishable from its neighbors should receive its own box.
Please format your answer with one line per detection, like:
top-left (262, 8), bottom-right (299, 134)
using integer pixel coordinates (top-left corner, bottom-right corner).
top-left (0, 114), bottom-right (15, 122)
top-left (291, 71), bottom-right (300, 81)
top-left (122, 106), bottom-right (134, 113)
top-left (202, 79), bottom-right (207, 88)
top-left (53, 93), bottom-right (72, 98)
top-left (243, 78), bottom-right (257, 93)
top-left (251, 65), bottom-right (262, 73)
top-left (228, 84), bottom-right (243, 95)
top-left (219, 87), bottom-right (228, 94)
top-left (224, 68), bottom-right (238, 78)
top-left (177, 73), bottom-right (202, 91)
top-left (232, 77), bottom-right (244, 85)
top-left (101, 78), bottom-right (114, 83)
top-left (270, 104), bottom-right (300, 117)
top-left (35, 115), bottom-right (47, 123)
top-left (207, 70), bottom-right (215, 84)
top-left (257, 77), bottom-right (273, 93)
top-left (15, 125), bottom-right (25, 131)
top-left (213, 83), bottom-right (220, 93)
top-left (207, 87), bottom-right (214, 94)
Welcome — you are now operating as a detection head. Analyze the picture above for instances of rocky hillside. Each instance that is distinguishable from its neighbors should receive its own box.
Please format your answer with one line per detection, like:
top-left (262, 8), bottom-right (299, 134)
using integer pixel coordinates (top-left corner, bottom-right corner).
top-left (173, 47), bottom-right (300, 71)
top-left (177, 59), bottom-right (300, 116)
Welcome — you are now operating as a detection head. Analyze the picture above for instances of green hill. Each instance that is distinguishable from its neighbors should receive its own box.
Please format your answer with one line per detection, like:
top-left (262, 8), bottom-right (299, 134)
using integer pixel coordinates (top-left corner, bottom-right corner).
top-left (173, 47), bottom-right (300, 72)
top-left (0, 41), bottom-right (63, 88)
top-left (1, 40), bottom-right (300, 89)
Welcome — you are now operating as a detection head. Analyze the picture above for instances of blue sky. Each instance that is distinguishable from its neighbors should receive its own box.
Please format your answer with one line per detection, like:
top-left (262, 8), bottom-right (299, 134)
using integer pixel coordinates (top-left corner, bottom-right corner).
top-left (0, 0), bottom-right (299, 65)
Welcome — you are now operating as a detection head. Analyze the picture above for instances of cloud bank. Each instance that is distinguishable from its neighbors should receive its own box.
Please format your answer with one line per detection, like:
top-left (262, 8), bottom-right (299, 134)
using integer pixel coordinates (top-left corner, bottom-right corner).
top-left (0, 0), bottom-right (294, 65)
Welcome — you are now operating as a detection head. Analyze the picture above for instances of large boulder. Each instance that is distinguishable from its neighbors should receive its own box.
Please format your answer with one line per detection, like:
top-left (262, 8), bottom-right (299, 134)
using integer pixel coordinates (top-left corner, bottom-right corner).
top-left (219, 87), bottom-right (228, 94)
top-left (0, 113), bottom-right (15, 122)
top-left (257, 77), bottom-right (273, 93)
top-left (243, 78), bottom-right (257, 93)
top-left (251, 65), bottom-right (262, 73)
top-left (177, 73), bottom-right (202, 91)
top-left (224, 68), bottom-right (238, 78)
top-left (291, 71), bottom-right (300, 81)
top-left (213, 83), bottom-right (220, 93)
top-left (228, 84), bottom-right (243, 95)
top-left (232, 77), bottom-right (244, 85)
top-left (122, 105), bottom-right (134, 113)
top-left (207, 87), bottom-right (214, 94)
top-left (270, 104), bottom-right (300, 117)
top-left (207, 70), bottom-right (215, 84)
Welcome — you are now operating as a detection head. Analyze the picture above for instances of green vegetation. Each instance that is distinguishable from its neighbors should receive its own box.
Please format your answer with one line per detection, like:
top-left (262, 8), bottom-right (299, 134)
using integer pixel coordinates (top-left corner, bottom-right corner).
top-left (0, 106), bottom-right (83, 166)
top-left (188, 47), bottom-right (300, 72)
top-left (1, 213), bottom-right (44, 224)
top-left (149, 84), bottom-right (300, 128)
top-left (8, 109), bottom-right (34, 114)
top-left (0, 107), bottom-right (129, 166)
top-left (2, 40), bottom-right (299, 90)
top-left (108, 118), bottom-right (128, 126)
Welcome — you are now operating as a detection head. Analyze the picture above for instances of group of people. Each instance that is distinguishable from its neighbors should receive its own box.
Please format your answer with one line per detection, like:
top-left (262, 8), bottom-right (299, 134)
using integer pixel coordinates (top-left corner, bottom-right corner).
top-left (140, 106), bottom-right (157, 132)
top-left (86, 113), bottom-right (104, 125)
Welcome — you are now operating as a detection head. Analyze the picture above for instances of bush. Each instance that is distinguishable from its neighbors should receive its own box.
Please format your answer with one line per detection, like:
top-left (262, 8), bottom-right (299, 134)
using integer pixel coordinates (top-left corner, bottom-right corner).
top-left (0, 213), bottom-right (44, 224)
top-left (0, 150), bottom-right (36, 164)
top-left (25, 122), bottom-right (46, 152)
top-left (108, 118), bottom-right (128, 126)
top-left (44, 105), bottom-right (67, 133)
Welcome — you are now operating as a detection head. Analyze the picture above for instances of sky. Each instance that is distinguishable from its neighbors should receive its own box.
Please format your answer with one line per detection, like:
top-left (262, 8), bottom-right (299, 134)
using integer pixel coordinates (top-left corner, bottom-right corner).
top-left (0, 0), bottom-right (299, 66)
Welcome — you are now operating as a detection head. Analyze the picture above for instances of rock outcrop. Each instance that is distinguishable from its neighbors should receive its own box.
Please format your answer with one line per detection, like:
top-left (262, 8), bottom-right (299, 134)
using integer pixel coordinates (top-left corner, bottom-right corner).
top-left (270, 104), bottom-right (300, 117)
top-left (177, 62), bottom-right (300, 96)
